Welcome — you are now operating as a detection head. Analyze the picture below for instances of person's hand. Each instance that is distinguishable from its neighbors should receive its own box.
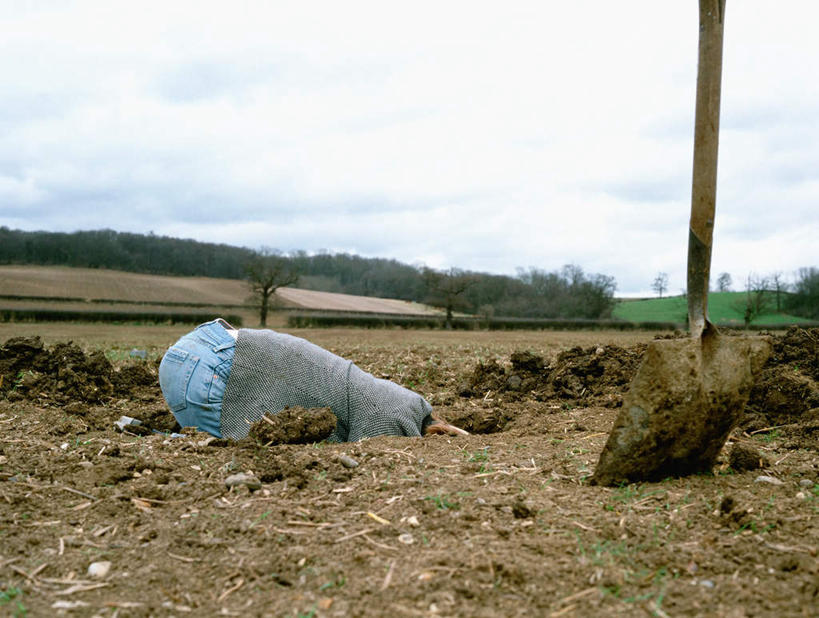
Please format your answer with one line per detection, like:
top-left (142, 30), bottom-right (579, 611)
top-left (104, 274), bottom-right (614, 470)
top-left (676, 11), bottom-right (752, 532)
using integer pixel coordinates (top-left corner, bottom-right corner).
top-left (423, 419), bottom-right (469, 437)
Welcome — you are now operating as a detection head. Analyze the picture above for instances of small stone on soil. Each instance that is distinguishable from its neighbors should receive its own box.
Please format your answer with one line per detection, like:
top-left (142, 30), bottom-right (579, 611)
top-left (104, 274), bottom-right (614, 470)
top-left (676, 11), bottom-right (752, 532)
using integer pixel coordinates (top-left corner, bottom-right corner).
top-left (339, 455), bottom-right (359, 468)
top-left (754, 475), bottom-right (784, 486)
top-left (225, 472), bottom-right (262, 491)
top-left (88, 561), bottom-right (111, 578)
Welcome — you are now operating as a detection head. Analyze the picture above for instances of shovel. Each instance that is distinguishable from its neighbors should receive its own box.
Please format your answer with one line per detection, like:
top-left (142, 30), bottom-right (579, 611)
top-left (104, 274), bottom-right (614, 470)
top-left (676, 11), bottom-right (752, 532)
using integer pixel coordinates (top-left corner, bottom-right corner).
top-left (591, 0), bottom-right (770, 486)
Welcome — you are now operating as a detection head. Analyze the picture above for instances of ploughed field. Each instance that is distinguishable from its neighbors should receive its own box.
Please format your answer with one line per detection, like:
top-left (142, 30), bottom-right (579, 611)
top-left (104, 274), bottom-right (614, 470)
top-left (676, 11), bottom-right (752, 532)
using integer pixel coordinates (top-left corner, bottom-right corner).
top-left (0, 266), bottom-right (442, 327)
top-left (0, 325), bottom-right (816, 617)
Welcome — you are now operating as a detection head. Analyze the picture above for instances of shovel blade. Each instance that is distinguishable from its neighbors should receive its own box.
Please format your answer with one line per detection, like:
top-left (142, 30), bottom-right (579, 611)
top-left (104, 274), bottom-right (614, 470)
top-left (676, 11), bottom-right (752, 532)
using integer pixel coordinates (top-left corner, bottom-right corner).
top-left (592, 334), bottom-right (770, 486)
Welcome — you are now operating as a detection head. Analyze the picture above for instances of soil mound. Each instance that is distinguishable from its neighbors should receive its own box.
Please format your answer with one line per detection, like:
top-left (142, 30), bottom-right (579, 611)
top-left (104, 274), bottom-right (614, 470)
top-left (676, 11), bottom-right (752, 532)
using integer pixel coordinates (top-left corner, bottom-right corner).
top-left (459, 359), bottom-right (508, 397)
top-left (779, 407), bottom-right (819, 450)
top-left (745, 327), bottom-right (819, 431)
top-left (246, 406), bottom-right (337, 445)
top-left (461, 344), bottom-right (645, 407)
top-left (0, 336), bottom-right (157, 404)
top-left (547, 344), bottom-right (645, 403)
top-left (769, 326), bottom-right (819, 380)
top-left (459, 328), bottom-right (818, 446)
top-left (111, 362), bottom-right (158, 393)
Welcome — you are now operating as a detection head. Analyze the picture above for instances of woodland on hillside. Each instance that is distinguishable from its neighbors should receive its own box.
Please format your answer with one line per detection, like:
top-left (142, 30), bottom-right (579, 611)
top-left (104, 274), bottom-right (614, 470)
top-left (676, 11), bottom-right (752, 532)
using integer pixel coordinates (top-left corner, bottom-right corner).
top-left (0, 228), bottom-right (618, 320)
top-left (2, 227), bottom-right (816, 321)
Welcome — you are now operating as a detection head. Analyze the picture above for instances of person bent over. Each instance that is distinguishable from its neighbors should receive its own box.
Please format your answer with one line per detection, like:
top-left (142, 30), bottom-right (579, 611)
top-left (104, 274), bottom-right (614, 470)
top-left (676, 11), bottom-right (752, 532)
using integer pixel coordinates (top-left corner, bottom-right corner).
top-left (158, 319), bottom-right (466, 441)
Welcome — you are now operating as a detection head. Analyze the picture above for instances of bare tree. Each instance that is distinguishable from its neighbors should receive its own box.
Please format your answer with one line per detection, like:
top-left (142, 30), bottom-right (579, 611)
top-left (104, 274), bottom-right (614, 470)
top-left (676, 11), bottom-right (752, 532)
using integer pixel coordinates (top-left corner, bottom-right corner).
top-left (769, 271), bottom-right (788, 312)
top-left (422, 267), bottom-right (475, 329)
top-left (733, 273), bottom-right (771, 328)
top-left (245, 249), bottom-right (300, 327)
top-left (716, 272), bottom-right (732, 292)
top-left (651, 272), bottom-right (669, 298)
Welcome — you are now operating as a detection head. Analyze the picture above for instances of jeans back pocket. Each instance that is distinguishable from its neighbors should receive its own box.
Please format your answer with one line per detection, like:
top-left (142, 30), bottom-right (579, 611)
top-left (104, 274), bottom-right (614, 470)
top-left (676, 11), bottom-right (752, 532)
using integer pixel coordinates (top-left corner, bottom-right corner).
top-left (159, 346), bottom-right (200, 413)
top-left (208, 356), bottom-right (233, 404)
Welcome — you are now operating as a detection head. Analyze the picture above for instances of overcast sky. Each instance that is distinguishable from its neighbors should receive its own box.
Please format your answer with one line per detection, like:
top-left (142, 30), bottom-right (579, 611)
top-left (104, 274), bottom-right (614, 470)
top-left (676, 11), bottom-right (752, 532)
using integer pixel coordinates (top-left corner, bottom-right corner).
top-left (1, 1), bottom-right (817, 295)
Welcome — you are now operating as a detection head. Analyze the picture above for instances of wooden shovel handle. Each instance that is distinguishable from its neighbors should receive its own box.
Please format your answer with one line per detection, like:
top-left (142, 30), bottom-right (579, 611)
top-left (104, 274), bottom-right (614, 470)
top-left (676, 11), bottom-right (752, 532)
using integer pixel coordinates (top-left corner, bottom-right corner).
top-left (688, 0), bottom-right (726, 338)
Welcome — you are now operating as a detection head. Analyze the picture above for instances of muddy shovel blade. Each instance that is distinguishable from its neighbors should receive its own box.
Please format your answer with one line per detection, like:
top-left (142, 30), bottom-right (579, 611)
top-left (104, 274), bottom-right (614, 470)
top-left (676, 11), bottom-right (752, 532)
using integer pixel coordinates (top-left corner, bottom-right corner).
top-left (591, 334), bottom-right (770, 486)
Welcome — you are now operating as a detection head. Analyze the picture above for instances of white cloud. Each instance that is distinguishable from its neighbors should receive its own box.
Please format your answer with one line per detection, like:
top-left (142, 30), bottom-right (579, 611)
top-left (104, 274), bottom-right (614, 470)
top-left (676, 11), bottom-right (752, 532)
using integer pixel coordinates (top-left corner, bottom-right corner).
top-left (1, 1), bottom-right (817, 294)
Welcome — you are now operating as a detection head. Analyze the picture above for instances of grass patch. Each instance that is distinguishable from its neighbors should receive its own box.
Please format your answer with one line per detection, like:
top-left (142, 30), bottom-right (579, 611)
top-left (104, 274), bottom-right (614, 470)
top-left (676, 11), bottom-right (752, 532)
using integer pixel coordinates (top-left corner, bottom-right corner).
top-left (0, 586), bottom-right (27, 617)
top-left (425, 493), bottom-right (460, 510)
top-left (614, 292), bottom-right (811, 327)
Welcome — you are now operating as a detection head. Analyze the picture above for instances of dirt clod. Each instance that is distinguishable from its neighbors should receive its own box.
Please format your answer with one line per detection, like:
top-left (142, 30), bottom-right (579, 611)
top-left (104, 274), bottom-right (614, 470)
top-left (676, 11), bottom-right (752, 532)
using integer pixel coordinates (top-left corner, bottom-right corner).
top-left (509, 350), bottom-right (545, 373)
top-left (445, 404), bottom-right (511, 434)
top-left (729, 443), bottom-right (768, 471)
top-left (246, 406), bottom-right (336, 445)
top-left (511, 500), bottom-right (535, 519)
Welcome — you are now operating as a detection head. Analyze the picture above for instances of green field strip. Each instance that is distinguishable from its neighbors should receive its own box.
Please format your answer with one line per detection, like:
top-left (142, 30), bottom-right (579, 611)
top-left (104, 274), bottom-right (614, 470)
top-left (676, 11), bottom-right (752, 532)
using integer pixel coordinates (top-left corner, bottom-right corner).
top-left (613, 292), bottom-right (812, 325)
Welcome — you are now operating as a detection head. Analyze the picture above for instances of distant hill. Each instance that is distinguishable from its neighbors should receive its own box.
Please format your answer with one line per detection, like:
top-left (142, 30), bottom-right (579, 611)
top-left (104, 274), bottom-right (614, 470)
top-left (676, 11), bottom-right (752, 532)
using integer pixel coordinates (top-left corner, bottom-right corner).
top-left (0, 265), bottom-right (442, 317)
top-left (0, 227), bottom-right (424, 301)
top-left (0, 227), bottom-right (621, 320)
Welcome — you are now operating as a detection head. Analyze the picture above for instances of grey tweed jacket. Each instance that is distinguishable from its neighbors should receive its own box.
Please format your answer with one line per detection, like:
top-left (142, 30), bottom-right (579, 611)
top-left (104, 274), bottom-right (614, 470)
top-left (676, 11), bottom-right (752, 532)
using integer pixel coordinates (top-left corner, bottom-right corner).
top-left (220, 329), bottom-right (433, 441)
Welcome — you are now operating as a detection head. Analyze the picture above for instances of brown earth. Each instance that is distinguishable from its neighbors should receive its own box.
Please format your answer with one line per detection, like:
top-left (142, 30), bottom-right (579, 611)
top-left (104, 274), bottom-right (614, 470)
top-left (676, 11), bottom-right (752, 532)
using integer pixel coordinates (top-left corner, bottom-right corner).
top-left (0, 327), bottom-right (816, 617)
top-left (275, 288), bottom-right (441, 316)
top-left (0, 266), bottom-right (251, 306)
top-left (0, 265), bottom-right (442, 320)
top-left (247, 408), bottom-right (338, 446)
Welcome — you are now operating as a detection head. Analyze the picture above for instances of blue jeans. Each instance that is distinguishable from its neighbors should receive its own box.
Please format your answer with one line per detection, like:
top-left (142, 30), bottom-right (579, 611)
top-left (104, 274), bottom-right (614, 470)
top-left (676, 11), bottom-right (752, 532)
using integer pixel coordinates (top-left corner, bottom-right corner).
top-left (158, 319), bottom-right (236, 437)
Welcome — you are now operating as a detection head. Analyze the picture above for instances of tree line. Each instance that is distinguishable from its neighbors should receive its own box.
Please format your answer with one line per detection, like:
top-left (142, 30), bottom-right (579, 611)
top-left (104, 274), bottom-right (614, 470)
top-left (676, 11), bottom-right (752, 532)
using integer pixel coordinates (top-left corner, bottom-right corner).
top-left (1, 227), bottom-right (619, 322)
top-left (0, 227), bottom-right (256, 279)
top-left (728, 269), bottom-right (819, 325)
top-left (648, 268), bottom-right (819, 324)
top-left (5, 227), bottom-right (814, 324)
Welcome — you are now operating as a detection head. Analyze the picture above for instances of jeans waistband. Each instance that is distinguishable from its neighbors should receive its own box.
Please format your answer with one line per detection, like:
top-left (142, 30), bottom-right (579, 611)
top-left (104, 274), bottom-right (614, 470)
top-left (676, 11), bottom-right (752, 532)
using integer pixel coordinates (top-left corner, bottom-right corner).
top-left (188, 319), bottom-right (236, 352)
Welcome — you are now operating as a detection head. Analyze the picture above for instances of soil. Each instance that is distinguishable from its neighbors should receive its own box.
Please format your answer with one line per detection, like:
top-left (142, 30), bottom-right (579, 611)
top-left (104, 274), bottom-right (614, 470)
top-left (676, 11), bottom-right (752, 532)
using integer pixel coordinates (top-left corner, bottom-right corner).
top-left (0, 328), bottom-right (817, 617)
top-left (459, 344), bottom-right (646, 409)
top-left (246, 408), bottom-right (338, 446)
top-left (729, 444), bottom-right (768, 473)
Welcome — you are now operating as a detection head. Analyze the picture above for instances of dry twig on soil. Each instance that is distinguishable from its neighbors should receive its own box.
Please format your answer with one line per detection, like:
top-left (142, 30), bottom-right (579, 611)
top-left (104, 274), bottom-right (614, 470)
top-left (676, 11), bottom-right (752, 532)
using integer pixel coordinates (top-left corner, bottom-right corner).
top-left (381, 560), bottom-right (397, 591)
top-left (217, 577), bottom-right (245, 602)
